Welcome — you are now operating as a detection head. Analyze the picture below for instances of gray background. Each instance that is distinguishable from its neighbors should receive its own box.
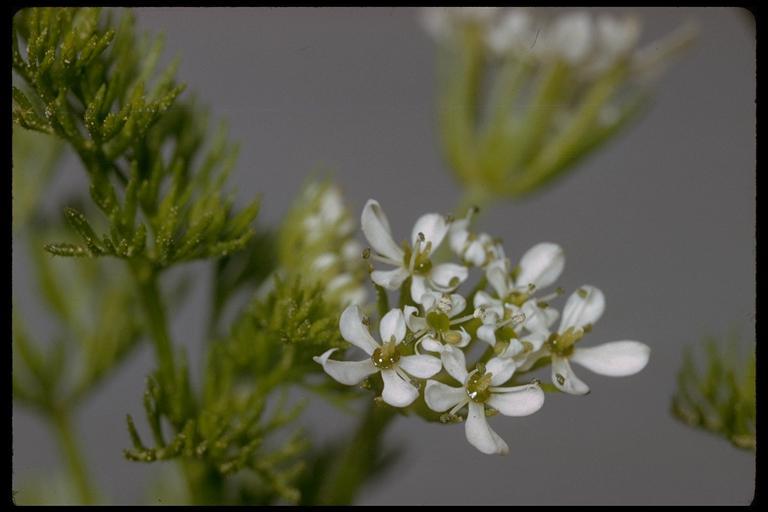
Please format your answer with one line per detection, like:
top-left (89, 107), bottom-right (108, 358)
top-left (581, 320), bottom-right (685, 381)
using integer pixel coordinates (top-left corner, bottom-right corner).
top-left (12, 7), bottom-right (755, 505)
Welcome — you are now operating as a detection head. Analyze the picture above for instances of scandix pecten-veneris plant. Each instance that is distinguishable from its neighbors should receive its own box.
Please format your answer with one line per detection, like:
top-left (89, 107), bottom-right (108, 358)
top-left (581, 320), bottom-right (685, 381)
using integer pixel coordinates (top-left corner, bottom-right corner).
top-left (13, 7), bottom-right (725, 505)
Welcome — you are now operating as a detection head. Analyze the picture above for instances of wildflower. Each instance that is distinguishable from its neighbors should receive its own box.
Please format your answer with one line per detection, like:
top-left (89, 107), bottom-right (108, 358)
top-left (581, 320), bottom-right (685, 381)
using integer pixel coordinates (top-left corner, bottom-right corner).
top-left (486, 9), bottom-right (541, 57)
top-left (448, 207), bottom-right (505, 268)
top-left (520, 285), bottom-right (651, 394)
top-left (588, 14), bottom-right (641, 73)
top-left (421, 7), bottom-right (500, 44)
top-left (473, 242), bottom-right (564, 346)
top-left (424, 346), bottom-right (544, 455)
top-left (361, 199), bottom-right (468, 302)
top-left (404, 290), bottom-right (473, 353)
top-left (314, 305), bottom-right (442, 407)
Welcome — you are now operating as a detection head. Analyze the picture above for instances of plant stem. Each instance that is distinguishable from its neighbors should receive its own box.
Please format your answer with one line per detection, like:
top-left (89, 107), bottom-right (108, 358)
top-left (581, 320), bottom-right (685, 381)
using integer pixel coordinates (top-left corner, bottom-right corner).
top-left (129, 261), bottom-right (226, 503)
top-left (130, 262), bottom-right (175, 386)
top-left (456, 184), bottom-right (494, 220)
top-left (51, 408), bottom-right (94, 504)
top-left (316, 402), bottom-right (398, 504)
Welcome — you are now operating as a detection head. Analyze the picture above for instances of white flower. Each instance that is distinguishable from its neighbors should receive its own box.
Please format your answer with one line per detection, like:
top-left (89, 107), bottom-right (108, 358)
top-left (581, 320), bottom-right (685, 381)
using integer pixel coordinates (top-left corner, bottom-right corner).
top-left (546, 11), bottom-right (595, 65)
top-left (361, 199), bottom-right (468, 302)
top-left (473, 242), bottom-right (565, 345)
top-left (520, 285), bottom-right (651, 395)
top-left (303, 184), bottom-right (353, 241)
top-left (314, 305), bottom-right (442, 407)
top-left (486, 9), bottom-right (538, 56)
top-left (589, 14), bottom-right (641, 73)
top-left (424, 346), bottom-right (545, 455)
top-left (448, 208), bottom-right (505, 268)
top-left (421, 7), bottom-right (500, 44)
top-left (404, 290), bottom-right (472, 353)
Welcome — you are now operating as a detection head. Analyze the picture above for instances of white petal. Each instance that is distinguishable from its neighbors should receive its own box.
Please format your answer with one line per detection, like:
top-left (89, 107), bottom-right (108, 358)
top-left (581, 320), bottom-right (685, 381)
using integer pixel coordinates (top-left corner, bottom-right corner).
top-left (404, 305), bottom-right (427, 332)
top-left (381, 369), bottom-right (419, 407)
top-left (477, 324), bottom-right (497, 346)
top-left (465, 401), bottom-right (509, 455)
top-left (313, 349), bottom-right (378, 385)
top-left (421, 336), bottom-right (444, 353)
top-left (399, 354), bottom-right (442, 379)
top-left (559, 285), bottom-right (605, 332)
top-left (570, 341), bottom-right (650, 377)
top-left (361, 199), bottom-right (404, 262)
top-left (371, 267), bottom-right (410, 290)
top-left (473, 292), bottom-right (504, 324)
top-left (411, 213), bottom-right (449, 253)
top-left (487, 385), bottom-right (545, 416)
top-left (515, 346), bottom-right (548, 372)
top-left (429, 263), bottom-right (468, 291)
top-left (551, 356), bottom-right (590, 395)
top-left (410, 275), bottom-right (429, 304)
top-left (520, 331), bottom-right (548, 352)
top-left (485, 259), bottom-right (510, 297)
top-left (339, 305), bottom-right (380, 355)
top-left (465, 241), bottom-right (487, 267)
top-left (441, 345), bottom-right (468, 383)
top-left (449, 219), bottom-right (470, 255)
top-left (516, 242), bottom-right (565, 291)
top-left (521, 301), bottom-right (555, 334)
top-left (424, 380), bottom-right (467, 412)
top-left (418, 290), bottom-right (440, 310)
top-left (552, 11), bottom-right (594, 65)
top-left (455, 328), bottom-right (471, 348)
top-left (486, 357), bottom-right (517, 386)
top-left (339, 286), bottom-right (367, 307)
top-left (448, 294), bottom-right (467, 318)
top-left (379, 308), bottom-right (406, 343)
top-left (498, 339), bottom-right (525, 359)
top-left (487, 8), bottom-right (533, 54)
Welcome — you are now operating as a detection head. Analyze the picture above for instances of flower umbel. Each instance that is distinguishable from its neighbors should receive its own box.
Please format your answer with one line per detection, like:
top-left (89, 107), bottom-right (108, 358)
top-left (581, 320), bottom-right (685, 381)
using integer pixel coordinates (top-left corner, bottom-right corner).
top-left (314, 199), bottom-right (650, 455)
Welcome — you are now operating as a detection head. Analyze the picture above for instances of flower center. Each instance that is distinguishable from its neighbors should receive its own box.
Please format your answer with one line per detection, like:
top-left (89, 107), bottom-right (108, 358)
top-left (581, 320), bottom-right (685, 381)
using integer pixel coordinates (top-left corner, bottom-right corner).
top-left (546, 326), bottom-right (590, 356)
top-left (466, 366), bottom-right (493, 403)
top-left (507, 290), bottom-right (529, 307)
top-left (402, 242), bottom-right (433, 275)
top-left (371, 339), bottom-right (401, 369)
top-left (441, 329), bottom-right (464, 345)
top-left (426, 310), bottom-right (451, 331)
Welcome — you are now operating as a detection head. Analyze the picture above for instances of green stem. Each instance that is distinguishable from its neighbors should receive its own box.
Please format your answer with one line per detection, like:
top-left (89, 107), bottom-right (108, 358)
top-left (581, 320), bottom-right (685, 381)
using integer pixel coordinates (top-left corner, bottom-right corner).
top-left (129, 261), bottom-right (225, 503)
top-left (130, 262), bottom-right (175, 385)
top-left (51, 408), bottom-right (95, 504)
top-left (456, 184), bottom-right (495, 220)
top-left (316, 402), bottom-right (398, 505)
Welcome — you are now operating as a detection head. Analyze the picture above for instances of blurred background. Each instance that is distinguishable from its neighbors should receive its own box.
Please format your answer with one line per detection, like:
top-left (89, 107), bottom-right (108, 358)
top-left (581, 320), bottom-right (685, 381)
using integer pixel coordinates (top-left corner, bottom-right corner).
top-left (12, 7), bottom-right (755, 505)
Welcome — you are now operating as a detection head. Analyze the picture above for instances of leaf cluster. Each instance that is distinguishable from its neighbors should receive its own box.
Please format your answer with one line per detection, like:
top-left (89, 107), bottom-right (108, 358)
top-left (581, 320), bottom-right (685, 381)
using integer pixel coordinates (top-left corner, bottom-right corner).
top-left (13, 7), bottom-right (259, 269)
top-left (671, 332), bottom-right (755, 450)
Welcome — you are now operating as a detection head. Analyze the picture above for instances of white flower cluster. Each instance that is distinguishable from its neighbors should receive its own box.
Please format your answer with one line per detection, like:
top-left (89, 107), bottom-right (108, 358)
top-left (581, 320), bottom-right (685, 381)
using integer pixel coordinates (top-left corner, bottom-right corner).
top-left (422, 7), bottom-right (643, 74)
top-left (315, 200), bottom-right (650, 455)
top-left (281, 182), bottom-right (368, 306)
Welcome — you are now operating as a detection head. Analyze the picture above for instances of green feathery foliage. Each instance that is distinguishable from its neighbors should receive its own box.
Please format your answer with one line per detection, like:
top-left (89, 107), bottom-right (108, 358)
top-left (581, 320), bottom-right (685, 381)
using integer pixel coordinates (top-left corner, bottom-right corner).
top-left (13, 7), bottom-right (366, 505)
top-left (671, 332), bottom-right (755, 451)
top-left (13, 8), bottom-right (259, 267)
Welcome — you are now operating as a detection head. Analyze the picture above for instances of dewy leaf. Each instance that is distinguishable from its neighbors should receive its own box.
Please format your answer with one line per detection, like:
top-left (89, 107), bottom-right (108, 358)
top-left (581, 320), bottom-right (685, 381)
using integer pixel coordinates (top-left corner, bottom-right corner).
top-left (63, 207), bottom-right (105, 255)
top-left (44, 242), bottom-right (91, 258)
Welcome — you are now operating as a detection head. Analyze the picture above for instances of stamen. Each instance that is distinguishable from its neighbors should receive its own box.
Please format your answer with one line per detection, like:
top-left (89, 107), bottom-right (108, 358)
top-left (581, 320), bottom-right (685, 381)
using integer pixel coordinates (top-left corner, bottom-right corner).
top-left (449, 398), bottom-right (470, 417)
top-left (409, 235), bottom-right (423, 273)
top-left (449, 313), bottom-right (476, 325)
top-left (370, 253), bottom-right (401, 266)
top-left (495, 312), bottom-right (526, 329)
top-left (536, 290), bottom-right (561, 303)
top-left (394, 366), bottom-right (413, 384)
